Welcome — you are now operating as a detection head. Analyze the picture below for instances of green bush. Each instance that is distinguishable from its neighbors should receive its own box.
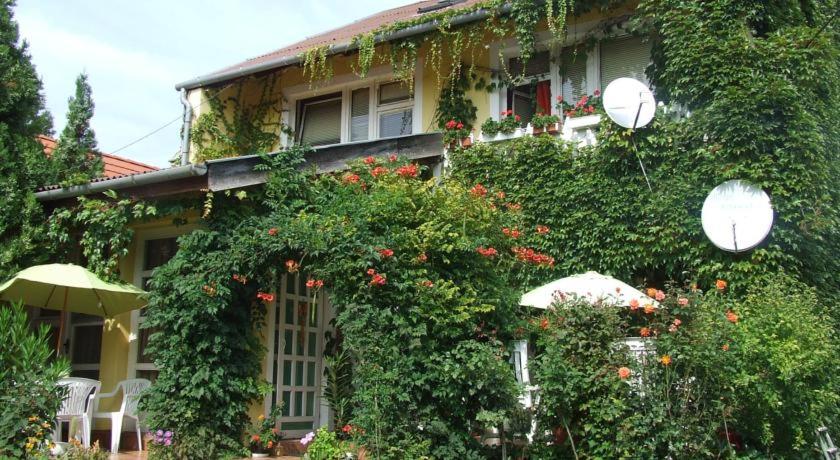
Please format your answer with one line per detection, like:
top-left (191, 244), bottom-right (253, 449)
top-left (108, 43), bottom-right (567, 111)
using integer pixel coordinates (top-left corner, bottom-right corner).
top-left (0, 302), bottom-right (70, 458)
top-left (530, 276), bottom-right (838, 458)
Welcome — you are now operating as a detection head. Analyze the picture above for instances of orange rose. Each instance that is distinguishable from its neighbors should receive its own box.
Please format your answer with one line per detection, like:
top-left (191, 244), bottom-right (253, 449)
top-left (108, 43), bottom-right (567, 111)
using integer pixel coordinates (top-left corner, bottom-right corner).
top-left (251, 434), bottom-right (260, 442)
top-left (644, 304), bottom-right (655, 314)
top-left (660, 355), bottom-right (671, 366)
top-left (640, 327), bottom-right (651, 337)
top-left (629, 298), bottom-right (639, 311)
top-left (267, 441), bottom-right (273, 449)
top-left (722, 343), bottom-right (730, 351)
top-left (726, 310), bottom-right (738, 324)
top-left (618, 367), bottom-right (631, 380)
top-left (716, 279), bottom-right (727, 291)
top-left (646, 287), bottom-right (657, 297)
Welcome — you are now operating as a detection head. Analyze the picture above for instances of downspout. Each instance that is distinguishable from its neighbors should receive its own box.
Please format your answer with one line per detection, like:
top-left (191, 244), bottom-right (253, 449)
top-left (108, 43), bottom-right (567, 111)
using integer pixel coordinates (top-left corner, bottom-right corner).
top-left (179, 88), bottom-right (193, 165)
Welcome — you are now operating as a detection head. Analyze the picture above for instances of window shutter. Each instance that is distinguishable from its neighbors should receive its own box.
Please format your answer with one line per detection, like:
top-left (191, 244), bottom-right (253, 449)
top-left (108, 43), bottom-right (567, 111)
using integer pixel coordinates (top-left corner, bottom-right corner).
top-left (560, 48), bottom-right (587, 103)
top-left (350, 88), bottom-right (369, 141)
top-left (300, 97), bottom-right (341, 146)
top-left (599, 36), bottom-right (651, 89)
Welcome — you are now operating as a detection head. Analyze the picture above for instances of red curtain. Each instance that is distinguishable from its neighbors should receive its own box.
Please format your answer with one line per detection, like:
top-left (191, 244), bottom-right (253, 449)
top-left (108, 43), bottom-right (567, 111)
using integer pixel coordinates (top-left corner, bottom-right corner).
top-left (536, 80), bottom-right (551, 114)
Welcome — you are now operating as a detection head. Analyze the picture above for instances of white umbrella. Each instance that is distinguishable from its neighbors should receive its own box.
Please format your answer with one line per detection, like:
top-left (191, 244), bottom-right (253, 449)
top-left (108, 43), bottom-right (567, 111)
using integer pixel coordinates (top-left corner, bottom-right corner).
top-left (520, 271), bottom-right (659, 309)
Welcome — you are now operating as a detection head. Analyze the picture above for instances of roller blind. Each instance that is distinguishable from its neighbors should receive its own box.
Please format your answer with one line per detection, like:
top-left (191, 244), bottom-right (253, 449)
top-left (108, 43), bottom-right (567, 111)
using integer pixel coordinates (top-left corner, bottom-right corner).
top-left (560, 48), bottom-right (587, 103)
top-left (599, 36), bottom-right (651, 89)
top-left (350, 88), bottom-right (370, 141)
top-left (379, 109), bottom-right (412, 138)
top-left (379, 82), bottom-right (411, 105)
top-left (509, 50), bottom-right (550, 77)
top-left (300, 96), bottom-right (341, 146)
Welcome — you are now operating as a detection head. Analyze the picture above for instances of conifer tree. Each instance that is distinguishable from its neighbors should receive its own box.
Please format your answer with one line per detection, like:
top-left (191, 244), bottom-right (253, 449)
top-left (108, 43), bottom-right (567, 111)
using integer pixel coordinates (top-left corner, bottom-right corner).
top-left (0, 0), bottom-right (56, 279)
top-left (53, 72), bottom-right (101, 183)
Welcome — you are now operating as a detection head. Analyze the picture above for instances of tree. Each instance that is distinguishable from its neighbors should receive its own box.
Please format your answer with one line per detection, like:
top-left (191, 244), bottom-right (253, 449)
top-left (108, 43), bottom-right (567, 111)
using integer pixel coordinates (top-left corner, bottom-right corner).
top-left (0, 0), bottom-right (55, 280)
top-left (53, 72), bottom-right (101, 183)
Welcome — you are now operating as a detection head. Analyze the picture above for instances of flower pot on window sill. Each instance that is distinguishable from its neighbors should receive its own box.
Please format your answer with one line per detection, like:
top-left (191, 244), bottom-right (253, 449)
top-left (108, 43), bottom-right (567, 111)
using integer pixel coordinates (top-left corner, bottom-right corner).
top-left (446, 136), bottom-right (473, 150)
top-left (532, 122), bottom-right (560, 136)
top-left (480, 129), bottom-right (523, 143)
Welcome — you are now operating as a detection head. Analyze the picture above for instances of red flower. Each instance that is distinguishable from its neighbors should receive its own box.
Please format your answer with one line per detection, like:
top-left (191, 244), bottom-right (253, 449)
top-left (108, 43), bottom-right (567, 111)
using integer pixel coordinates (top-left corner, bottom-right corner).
top-left (446, 120), bottom-right (457, 129)
top-left (421, 280), bottom-right (434, 287)
top-left (389, 154), bottom-right (397, 162)
top-left (511, 247), bottom-right (554, 267)
top-left (285, 260), bottom-right (300, 273)
top-left (496, 191), bottom-right (506, 200)
top-left (378, 248), bottom-right (394, 258)
top-left (371, 166), bottom-right (389, 178)
top-left (268, 228), bottom-right (278, 236)
top-left (476, 246), bottom-right (498, 258)
top-left (342, 424), bottom-right (352, 434)
top-left (515, 114), bottom-right (521, 122)
top-left (654, 290), bottom-right (666, 301)
top-left (580, 95), bottom-right (589, 105)
top-left (395, 163), bottom-right (419, 178)
top-left (366, 268), bottom-right (376, 275)
top-left (678, 297), bottom-right (689, 306)
top-left (417, 252), bottom-right (428, 263)
top-left (618, 367), bottom-right (631, 380)
top-left (640, 327), bottom-right (651, 337)
top-left (370, 273), bottom-right (387, 286)
top-left (726, 310), bottom-right (738, 324)
top-left (629, 298), bottom-right (640, 311)
top-left (716, 279), bottom-right (728, 291)
top-left (507, 203), bottom-right (521, 211)
top-left (673, 318), bottom-right (682, 327)
top-left (456, 122), bottom-right (464, 129)
top-left (539, 317), bottom-right (549, 330)
top-left (251, 435), bottom-right (260, 442)
top-left (363, 156), bottom-right (376, 165)
top-left (470, 183), bottom-right (488, 198)
top-left (305, 278), bottom-right (324, 289)
top-left (556, 95), bottom-right (563, 102)
top-left (722, 343), bottom-right (730, 351)
top-left (644, 304), bottom-right (656, 314)
top-left (342, 173), bottom-right (361, 184)
top-left (536, 225), bottom-right (550, 234)
top-left (593, 89), bottom-right (601, 97)
top-left (257, 292), bottom-right (275, 302)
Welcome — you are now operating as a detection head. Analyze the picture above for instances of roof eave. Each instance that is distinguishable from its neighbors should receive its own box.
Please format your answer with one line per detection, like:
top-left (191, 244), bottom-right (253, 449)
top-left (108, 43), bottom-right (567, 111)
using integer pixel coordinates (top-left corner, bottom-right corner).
top-left (174, 4), bottom-right (511, 91)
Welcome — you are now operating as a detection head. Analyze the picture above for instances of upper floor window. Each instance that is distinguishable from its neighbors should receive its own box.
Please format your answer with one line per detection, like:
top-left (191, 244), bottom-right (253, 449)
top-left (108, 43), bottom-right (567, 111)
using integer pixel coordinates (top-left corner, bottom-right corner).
top-left (293, 80), bottom-right (414, 147)
top-left (506, 50), bottom-right (551, 126)
top-left (599, 36), bottom-right (650, 89)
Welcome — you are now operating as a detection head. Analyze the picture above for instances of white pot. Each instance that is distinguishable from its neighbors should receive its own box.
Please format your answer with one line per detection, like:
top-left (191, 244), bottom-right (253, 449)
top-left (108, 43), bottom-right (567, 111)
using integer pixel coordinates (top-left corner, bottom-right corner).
top-left (252, 453), bottom-right (269, 458)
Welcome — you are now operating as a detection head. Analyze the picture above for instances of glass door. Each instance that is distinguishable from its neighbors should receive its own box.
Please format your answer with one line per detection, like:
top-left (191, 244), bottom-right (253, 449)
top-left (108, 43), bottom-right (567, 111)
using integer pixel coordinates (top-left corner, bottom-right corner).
top-left (273, 274), bottom-right (325, 438)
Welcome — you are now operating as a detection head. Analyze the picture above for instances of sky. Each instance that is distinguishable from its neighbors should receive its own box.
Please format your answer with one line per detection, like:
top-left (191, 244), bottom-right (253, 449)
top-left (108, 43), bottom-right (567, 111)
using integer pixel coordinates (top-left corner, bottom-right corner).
top-left (15, 0), bottom-right (411, 168)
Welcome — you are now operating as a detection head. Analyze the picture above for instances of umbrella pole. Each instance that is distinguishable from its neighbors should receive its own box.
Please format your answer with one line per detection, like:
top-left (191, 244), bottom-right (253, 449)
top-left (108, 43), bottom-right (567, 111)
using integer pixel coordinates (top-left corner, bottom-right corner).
top-left (56, 288), bottom-right (68, 355)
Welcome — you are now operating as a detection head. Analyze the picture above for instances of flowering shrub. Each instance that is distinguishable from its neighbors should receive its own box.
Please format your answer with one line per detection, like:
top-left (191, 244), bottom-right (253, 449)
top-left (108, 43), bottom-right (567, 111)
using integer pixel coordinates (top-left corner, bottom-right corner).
top-left (529, 275), bottom-right (839, 458)
top-left (301, 427), bottom-right (351, 460)
top-left (247, 406), bottom-right (283, 454)
top-left (442, 119), bottom-right (470, 144)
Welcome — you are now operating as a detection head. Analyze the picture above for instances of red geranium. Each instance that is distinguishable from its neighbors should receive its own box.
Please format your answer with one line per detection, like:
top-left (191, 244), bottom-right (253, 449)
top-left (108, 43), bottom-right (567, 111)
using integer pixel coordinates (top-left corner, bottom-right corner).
top-left (257, 292), bottom-right (275, 302)
top-left (470, 183), bottom-right (488, 197)
top-left (395, 163), bottom-right (419, 178)
top-left (363, 156), bottom-right (376, 165)
top-left (378, 248), bottom-right (394, 258)
top-left (371, 166), bottom-right (389, 178)
top-left (268, 228), bottom-right (278, 236)
top-left (476, 246), bottom-right (498, 258)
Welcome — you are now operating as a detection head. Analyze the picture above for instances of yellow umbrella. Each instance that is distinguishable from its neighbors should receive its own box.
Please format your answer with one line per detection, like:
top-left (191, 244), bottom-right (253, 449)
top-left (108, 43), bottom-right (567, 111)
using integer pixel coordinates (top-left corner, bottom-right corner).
top-left (0, 263), bottom-right (148, 352)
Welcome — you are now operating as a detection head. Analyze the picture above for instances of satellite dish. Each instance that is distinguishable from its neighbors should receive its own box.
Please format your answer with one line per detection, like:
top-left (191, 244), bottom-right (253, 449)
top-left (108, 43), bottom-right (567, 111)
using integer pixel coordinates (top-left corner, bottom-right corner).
top-left (701, 180), bottom-right (774, 253)
top-left (603, 78), bottom-right (656, 129)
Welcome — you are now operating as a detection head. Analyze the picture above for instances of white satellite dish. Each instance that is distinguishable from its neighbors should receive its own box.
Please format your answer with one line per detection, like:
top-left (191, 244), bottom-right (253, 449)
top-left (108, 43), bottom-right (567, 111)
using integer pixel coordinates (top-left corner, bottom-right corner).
top-left (603, 78), bottom-right (656, 129)
top-left (701, 180), bottom-right (774, 253)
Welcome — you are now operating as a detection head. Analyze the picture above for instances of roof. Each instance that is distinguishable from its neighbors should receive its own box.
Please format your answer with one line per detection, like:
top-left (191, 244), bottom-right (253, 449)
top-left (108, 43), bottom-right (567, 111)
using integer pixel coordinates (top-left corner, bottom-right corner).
top-left (176, 0), bottom-right (488, 89)
top-left (37, 134), bottom-right (159, 179)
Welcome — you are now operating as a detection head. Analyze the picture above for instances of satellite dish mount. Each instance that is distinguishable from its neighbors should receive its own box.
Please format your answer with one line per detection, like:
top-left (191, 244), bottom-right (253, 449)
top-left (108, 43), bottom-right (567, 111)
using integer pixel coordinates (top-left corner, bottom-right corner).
top-left (603, 78), bottom-right (657, 191)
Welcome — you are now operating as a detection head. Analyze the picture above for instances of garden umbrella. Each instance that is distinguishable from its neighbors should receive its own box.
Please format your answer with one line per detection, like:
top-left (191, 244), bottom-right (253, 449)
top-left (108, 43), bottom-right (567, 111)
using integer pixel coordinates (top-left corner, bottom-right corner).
top-left (0, 263), bottom-right (148, 352)
top-left (520, 271), bottom-right (658, 309)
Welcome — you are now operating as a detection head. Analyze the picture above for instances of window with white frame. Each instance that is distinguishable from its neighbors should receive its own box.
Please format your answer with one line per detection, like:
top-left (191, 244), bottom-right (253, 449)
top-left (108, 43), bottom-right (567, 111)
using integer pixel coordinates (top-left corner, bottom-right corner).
top-left (293, 80), bottom-right (414, 147)
top-left (599, 35), bottom-right (651, 89)
top-left (130, 236), bottom-right (178, 382)
top-left (506, 50), bottom-right (552, 125)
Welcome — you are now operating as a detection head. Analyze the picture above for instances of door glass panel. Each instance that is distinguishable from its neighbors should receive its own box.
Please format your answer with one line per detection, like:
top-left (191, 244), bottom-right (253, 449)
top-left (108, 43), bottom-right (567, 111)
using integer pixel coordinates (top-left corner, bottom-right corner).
top-left (306, 362), bottom-right (316, 386)
top-left (282, 361), bottom-right (292, 386)
top-left (294, 391), bottom-right (303, 417)
top-left (281, 391), bottom-right (291, 416)
top-left (284, 330), bottom-right (293, 355)
top-left (285, 300), bottom-right (295, 325)
top-left (305, 391), bottom-right (315, 417)
top-left (308, 332), bottom-right (317, 357)
top-left (295, 361), bottom-right (304, 386)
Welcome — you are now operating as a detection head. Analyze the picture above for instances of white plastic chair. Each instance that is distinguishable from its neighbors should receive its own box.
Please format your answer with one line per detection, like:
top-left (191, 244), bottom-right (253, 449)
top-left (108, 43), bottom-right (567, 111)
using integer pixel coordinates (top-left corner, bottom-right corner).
top-left (55, 377), bottom-right (101, 447)
top-left (93, 378), bottom-right (151, 453)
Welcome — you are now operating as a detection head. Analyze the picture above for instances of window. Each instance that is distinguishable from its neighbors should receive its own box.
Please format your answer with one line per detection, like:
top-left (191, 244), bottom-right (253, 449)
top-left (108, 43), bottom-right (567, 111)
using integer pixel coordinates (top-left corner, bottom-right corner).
top-left (559, 47), bottom-right (588, 104)
top-left (69, 313), bottom-right (102, 379)
top-left (377, 82), bottom-right (413, 138)
top-left (131, 236), bottom-right (179, 381)
top-left (506, 51), bottom-right (552, 125)
top-left (599, 36), bottom-right (651, 89)
top-left (297, 93), bottom-right (342, 146)
top-left (350, 88), bottom-right (370, 141)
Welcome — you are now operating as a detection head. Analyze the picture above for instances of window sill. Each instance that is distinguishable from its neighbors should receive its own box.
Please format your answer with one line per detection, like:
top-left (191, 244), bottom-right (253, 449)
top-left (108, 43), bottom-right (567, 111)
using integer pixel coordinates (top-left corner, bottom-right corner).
top-left (454, 115), bottom-right (603, 150)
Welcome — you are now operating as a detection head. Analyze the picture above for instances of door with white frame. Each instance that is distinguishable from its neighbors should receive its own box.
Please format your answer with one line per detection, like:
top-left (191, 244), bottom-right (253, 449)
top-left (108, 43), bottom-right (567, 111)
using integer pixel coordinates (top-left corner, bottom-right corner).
top-left (269, 273), bottom-right (328, 438)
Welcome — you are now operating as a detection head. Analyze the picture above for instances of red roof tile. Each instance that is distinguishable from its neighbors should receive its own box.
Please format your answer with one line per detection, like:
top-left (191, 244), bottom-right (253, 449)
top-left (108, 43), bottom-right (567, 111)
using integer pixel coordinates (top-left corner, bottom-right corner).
top-left (204, 0), bottom-right (486, 82)
top-left (37, 134), bottom-right (159, 179)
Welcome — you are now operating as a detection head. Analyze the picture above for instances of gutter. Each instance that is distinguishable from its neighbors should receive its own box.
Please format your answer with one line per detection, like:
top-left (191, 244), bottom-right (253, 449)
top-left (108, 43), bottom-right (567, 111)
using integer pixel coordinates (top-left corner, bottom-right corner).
top-left (34, 163), bottom-right (208, 202)
top-left (179, 89), bottom-right (193, 165)
top-left (174, 4), bottom-right (512, 90)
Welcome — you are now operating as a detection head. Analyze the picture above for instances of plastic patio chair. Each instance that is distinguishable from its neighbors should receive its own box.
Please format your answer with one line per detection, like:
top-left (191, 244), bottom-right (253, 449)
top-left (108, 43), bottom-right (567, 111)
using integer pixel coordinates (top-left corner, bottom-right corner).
top-left (93, 378), bottom-right (151, 453)
top-left (55, 377), bottom-right (101, 447)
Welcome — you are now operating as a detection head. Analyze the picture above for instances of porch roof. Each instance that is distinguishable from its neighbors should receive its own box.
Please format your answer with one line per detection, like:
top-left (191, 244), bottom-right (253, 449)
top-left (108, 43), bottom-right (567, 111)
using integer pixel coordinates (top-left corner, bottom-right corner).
top-left (34, 132), bottom-right (444, 203)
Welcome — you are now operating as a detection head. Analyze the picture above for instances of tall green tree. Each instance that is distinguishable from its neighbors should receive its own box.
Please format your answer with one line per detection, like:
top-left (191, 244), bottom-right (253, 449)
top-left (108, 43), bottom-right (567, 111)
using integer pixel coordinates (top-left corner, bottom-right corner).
top-left (53, 72), bottom-right (101, 183)
top-left (0, 0), bottom-right (55, 280)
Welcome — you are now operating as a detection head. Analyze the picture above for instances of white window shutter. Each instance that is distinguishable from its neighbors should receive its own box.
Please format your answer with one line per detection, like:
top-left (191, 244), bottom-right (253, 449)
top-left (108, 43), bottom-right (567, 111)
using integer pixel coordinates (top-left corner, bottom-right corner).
top-left (599, 36), bottom-right (651, 89)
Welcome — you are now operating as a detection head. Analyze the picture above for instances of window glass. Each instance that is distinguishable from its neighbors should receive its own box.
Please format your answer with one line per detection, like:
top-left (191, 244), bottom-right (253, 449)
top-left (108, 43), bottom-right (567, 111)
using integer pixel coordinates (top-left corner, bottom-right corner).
top-left (600, 36), bottom-right (651, 89)
top-left (378, 82), bottom-right (411, 105)
top-left (508, 50), bottom-right (550, 77)
top-left (379, 109), bottom-right (413, 138)
top-left (560, 47), bottom-right (588, 103)
top-left (136, 326), bottom-right (156, 364)
top-left (72, 324), bottom-right (102, 364)
top-left (144, 238), bottom-right (178, 271)
top-left (507, 79), bottom-right (551, 125)
top-left (350, 88), bottom-right (370, 141)
top-left (299, 95), bottom-right (342, 146)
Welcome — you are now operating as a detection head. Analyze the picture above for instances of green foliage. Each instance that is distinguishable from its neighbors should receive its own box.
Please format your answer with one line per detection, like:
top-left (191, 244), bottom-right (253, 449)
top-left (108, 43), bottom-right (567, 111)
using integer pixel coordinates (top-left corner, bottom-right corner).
top-left (140, 230), bottom-right (270, 459)
top-left (322, 346), bottom-right (354, 429)
top-left (191, 74), bottom-right (285, 162)
top-left (52, 72), bottom-right (102, 185)
top-left (509, 0), bottom-right (541, 65)
top-left (0, 0), bottom-right (56, 281)
top-left (301, 45), bottom-right (333, 86)
top-left (56, 440), bottom-right (110, 460)
top-left (530, 277), bottom-right (838, 458)
top-left (435, 69), bottom-right (478, 134)
top-left (47, 190), bottom-right (157, 282)
top-left (303, 427), bottom-right (349, 460)
top-left (0, 302), bottom-right (70, 458)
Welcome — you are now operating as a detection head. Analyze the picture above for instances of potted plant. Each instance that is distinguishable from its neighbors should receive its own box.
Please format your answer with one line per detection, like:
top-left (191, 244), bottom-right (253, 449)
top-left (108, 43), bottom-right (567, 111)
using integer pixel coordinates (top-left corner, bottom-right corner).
top-left (556, 90), bottom-right (602, 120)
top-left (498, 110), bottom-right (522, 135)
top-left (442, 119), bottom-right (472, 149)
top-left (247, 406), bottom-right (283, 457)
top-left (480, 117), bottom-right (500, 139)
top-left (531, 113), bottom-right (560, 135)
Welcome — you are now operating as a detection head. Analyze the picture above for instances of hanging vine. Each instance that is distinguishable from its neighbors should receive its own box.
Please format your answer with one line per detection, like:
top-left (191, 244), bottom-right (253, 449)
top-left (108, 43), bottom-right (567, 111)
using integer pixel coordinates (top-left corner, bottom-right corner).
top-left (301, 45), bottom-right (333, 85)
top-left (353, 33), bottom-right (377, 77)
